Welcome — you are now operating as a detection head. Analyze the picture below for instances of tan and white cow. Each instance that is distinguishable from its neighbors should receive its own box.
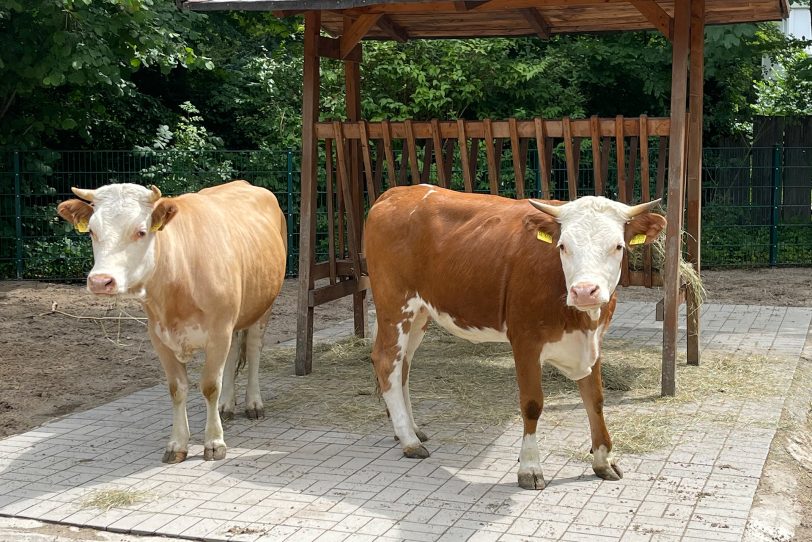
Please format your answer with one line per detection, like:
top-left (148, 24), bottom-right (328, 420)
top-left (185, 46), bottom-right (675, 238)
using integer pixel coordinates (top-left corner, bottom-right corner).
top-left (365, 185), bottom-right (665, 489)
top-left (57, 181), bottom-right (287, 463)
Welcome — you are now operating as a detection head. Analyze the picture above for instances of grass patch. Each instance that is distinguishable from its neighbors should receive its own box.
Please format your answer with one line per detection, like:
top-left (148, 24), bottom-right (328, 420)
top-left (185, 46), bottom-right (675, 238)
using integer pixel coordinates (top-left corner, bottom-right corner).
top-left (81, 489), bottom-right (151, 511)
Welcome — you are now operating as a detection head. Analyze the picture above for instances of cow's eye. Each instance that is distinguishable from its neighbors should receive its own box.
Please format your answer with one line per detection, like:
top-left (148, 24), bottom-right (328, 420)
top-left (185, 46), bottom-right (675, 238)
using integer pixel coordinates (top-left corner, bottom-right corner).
top-left (137, 230), bottom-right (147, 239)
top-left (558, 244), bottom-right (566, 253)
top-left (616, 244), bottom-right (624, 251)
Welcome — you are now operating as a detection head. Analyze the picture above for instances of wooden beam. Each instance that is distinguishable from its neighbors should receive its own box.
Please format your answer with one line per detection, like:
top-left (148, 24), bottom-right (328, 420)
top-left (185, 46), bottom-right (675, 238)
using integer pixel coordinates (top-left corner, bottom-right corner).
top-left (295, 11), bottom-right (321, 377)
top-left (318, 36), bottom-right (362, 62)
top-left (376, 14), bottom-right (409, 42)
top-left (628, 0), bottom-right (674, 41)
top-left (453, 1), bottom-right (486, 10)
top-left (518, 7), bottom-right (551, 39)
top-left (661, 0), bottom-right (691, 397)
top-left (341, 13), bottom-right (381, 58)
top-left (686, 0), bottom-right (704, 366)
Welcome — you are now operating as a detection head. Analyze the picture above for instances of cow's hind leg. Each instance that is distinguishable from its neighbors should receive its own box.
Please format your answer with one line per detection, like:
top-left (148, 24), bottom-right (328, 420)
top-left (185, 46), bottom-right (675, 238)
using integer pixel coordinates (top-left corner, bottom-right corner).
top-left (201, 332), bottom-right (233, 461)
top-left (577, 357), bottom-right (622, 481)
top-left (372, 311), bottom-right (428, 459)
top-left (218, 330), bottom-right (244, 421)
top-left (243, 309), bottom-right (271, 420)
top-left (402, 310), bottom-right (429, 443)
top-left (152, 337), bottom-right (190, 464)
top-left (513, 340), bottom-right (545, 490)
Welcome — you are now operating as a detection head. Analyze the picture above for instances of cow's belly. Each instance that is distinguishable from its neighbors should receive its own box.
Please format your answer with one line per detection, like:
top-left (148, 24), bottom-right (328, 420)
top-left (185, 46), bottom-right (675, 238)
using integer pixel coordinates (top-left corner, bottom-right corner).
top-left (541, 326), bottom-right (603, 381)
top-left (153, 323), bottom-right (208, 362)
top-left (406, 295), bottom-right (508, 343)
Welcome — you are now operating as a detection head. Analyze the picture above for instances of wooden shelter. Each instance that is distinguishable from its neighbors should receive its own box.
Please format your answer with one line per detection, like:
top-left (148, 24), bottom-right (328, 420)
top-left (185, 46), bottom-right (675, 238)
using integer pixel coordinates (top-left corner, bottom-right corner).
top-left (183, 0), bottom-right (789, 396)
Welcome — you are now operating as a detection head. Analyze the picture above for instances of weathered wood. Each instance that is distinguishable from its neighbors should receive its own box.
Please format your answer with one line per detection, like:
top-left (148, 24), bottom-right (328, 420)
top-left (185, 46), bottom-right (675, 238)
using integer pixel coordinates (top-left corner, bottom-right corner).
top-left (484, 119), bottom-right (499, 194)
top-left (686, 0), bottom-right (704, 366)
top-left (616, 115), bottom-right (627, 202)
top-left (443, 138), bottom-right (455, 182)
top-left (509, 117), bottom-right (525, 198)
top-left (518, 7), bottom-right (551, 39)
top-left (590, 116), bottom-right (603, 196)
top-left (295, 11), bottom-right (321, 376)
top-left (601, 137), bottom-right (611, 192)
top-left (309, 277), bottom-right (371, 307)
top-left (318, 36), bottom-right (362, 62)
top-left (405, 119), bottom-right (421, 183)
top-left (420, 139), bottom-right (434, 183)
top-left (662, 0), bottom-right (691, 397)
top-left (534, 117), bottom-right (551, 199)
top-left (458, 119), bottom-right (474, 192)
top-left (656, 136), bottom-right (667, 198)
top-left (469, 138), bottom-right (480, 189)
top-left (628, 0), bottom-right (674, 40)
top-left (563, 117), bottom-right (577, 201)
top-left (325, 138), bottom-right (337, 285)
top-left (494, 138), bottom-right (504, 189)
top-left (341, 14), bottom-right (382, 58)
top-left (627, 136), bottom-right (638, 200)
top-left (373, 139), bottom-right (385, 194)
top-left (376, 13), bottom-right (409, 41)
top-left (432, 118), bottom-right (448, 187)
top-left (640, 115), bottom-right (653, 288)
top-left (333, 121), bottom-right (364, 281)
top-left (382, 120), bottom-right (397, 184)
top-left (359, 120), bottom-right (377, 201)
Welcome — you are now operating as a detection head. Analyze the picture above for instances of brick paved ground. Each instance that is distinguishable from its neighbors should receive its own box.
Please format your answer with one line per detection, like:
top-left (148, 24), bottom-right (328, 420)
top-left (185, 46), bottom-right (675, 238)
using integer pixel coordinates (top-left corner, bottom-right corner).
top-left (0, 302), bottom-right (809, 542)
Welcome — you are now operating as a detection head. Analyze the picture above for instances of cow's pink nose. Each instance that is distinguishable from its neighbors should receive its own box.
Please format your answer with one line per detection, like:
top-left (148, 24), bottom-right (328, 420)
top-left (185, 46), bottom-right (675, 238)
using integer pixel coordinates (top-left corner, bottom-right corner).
top-left (87, 274), bottom-right (116, 294)
top-left (570, 282), bottom-right (601, 306)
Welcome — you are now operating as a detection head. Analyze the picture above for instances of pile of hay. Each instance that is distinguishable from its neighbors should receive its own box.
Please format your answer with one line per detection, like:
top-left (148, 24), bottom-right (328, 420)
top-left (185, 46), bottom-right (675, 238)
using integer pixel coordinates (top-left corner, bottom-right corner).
top-left (81, 489), bottom-right (152, 511)
top-left (261, 328), bottom-right (785, 455)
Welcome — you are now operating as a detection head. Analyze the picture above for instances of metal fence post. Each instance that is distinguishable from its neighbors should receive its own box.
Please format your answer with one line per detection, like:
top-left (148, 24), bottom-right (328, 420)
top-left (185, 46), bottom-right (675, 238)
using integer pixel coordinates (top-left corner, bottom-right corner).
top-left (13, 151), bottom-right (23, 279)
top-left (286, 149), bottom-right (295, 275)
top-left (769, 144), bottom-right (781, 267)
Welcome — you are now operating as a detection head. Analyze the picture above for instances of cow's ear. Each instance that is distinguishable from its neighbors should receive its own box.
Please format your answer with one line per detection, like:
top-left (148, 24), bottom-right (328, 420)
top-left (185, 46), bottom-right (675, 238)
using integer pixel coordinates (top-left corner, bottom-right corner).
top-left (625, 213), bottom-right (666, 247)
top-left (57, 199), bottom-right (94, 232)
top-left (150, 199), bottom-right (178, 232)
top-left (523, 211), bottom-right (560, 244)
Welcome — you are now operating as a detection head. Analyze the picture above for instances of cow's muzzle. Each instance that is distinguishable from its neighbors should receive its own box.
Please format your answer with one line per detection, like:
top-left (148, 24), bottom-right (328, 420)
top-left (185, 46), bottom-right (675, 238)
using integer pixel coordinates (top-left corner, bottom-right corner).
top-left (87, 273), bottom-right (117, 295)
top-left (569, 282), bottom-right (603, 310)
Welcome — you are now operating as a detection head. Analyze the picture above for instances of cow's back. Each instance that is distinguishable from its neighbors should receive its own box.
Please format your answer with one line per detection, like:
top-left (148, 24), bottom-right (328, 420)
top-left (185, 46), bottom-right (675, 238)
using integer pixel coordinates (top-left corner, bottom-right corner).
top-left (149, 181), bottom-right (286, 330)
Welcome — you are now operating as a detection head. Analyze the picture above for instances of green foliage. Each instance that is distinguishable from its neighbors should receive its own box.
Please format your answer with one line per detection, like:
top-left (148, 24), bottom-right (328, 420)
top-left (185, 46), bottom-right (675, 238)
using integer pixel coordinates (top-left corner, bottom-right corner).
top-left (0, 0), bottom-right (208, 147)
top-left (24, 235), bottom-right (92, 279)
top-left (753, 40), bottom-right (812, 116)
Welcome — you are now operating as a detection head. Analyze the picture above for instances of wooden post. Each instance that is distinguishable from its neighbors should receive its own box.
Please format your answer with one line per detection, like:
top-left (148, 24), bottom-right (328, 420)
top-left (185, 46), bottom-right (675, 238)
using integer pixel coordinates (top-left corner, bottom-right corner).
top-left (686, 0), bottom-right (704, 366)
top-left (295, 11), bottom-right (321, 376)
top-left (662, 0), bottom-right (691, 396)
top-left (344, 21), bottom-right (367, 339)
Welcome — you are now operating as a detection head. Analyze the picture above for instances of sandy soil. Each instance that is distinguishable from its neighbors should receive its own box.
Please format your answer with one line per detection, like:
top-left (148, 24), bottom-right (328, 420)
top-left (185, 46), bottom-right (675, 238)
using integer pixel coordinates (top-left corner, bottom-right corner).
top-left (0, 268), bottom-right (809, 439)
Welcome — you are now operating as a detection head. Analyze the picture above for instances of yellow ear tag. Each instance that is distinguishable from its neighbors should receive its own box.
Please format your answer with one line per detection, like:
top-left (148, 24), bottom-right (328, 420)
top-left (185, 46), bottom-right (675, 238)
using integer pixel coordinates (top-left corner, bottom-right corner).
top-left (537, 231), bottom-right (553, 243)
top-left (150, 221), bottom-right (162, 233)
top-left (629, 233), bottom-right (647, 246)
top-left (75, 218), bottom-right (89, 233)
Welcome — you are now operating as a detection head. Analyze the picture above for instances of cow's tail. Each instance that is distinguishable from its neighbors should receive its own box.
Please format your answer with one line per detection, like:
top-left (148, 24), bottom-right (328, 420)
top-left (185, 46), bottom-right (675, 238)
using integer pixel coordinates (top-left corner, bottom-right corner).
top-left (236, 330), bottom-right (248, 373)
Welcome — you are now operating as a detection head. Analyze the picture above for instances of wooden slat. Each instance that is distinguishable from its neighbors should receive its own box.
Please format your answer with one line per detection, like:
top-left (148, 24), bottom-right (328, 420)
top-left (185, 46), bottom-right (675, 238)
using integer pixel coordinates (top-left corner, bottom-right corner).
top-left (458, 119), bottom-right (474, 192)
top-left (483, 119), bottom-right (499, 194)
top-left (341, 14), bottom-right (381, 58)
top-left (518, 7), bottom-right (550, 39)
top-left (563, 117), bottom-right (577, 201)
top-left (381, 119), bottom-right (397, 185)
top-left (591, 116), bottom-right (603, 196)
top-left (443, 138), bottom-right (455, 182)
top-left (573, 137), bottom-right (582, 181)
top-left (615, 115), bottom-right (627, 202)
top-left (627, 136), bottom-right (638, 201)
top-left (601, 137), bottom-right (611, 190)
top-left (337, 159), bottom-right (345, 258)
top-left (405, 119), bottom-right (420, 183)
top-left (420, 139), bottom-right (433, 183)
top-left (398, 139), bottom-right (409, 185)
top-left (309, 277), bottom-right (371, 307)
top-left (358, 120), bottom-right (377, 201)
top-left (534, 117), bottom-right (550, 199)
top-left (494, 139), bottom-right (504, 189)
top-left (469, 138), bottom-right (480, 189)
top-left (332, 121), bottom-right (363, 281)
top-left (373, 139), bottom-right (385, 194)
top-left (431, 118), bottom-right (448, 187)
top-left (519, 138), bottom-right (529, 187)
top-left (628, 0), bottom-right (674, 40)
top-left (325, 139), bottom-right (337, 285)
top-left (656, 136), bottom-right (667, 198)
top-left (509, 118), bottom-right (525, 198)
top-left (640, 115), bottom-right (652, 288)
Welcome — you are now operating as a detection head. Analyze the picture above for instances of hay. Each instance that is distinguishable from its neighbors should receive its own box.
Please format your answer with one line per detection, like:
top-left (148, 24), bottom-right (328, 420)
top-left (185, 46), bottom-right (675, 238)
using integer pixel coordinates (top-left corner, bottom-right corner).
top-left (261, 329), bottom-right (786, 454)
top-left (81, 489), bottom-right (151, 511)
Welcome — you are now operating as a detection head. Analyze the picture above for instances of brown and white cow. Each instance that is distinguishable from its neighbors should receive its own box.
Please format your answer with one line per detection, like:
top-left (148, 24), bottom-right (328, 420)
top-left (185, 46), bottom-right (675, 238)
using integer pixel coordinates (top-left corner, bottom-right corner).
top-left (57, 181), bottom-right (287, 463)
top-left (365, 185), bottom-right (665, 489)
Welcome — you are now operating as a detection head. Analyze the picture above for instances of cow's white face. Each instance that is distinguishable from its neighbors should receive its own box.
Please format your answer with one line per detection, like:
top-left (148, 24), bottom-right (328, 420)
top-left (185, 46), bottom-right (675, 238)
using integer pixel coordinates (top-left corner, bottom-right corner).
top-left (530, 196), bottom-right (666, 315)
top-left (57, 183), bottom-right (175, 297)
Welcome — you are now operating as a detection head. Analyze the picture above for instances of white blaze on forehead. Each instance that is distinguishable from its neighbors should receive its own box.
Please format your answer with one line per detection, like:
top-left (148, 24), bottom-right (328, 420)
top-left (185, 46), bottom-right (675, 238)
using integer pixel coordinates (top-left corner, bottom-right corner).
top-left (553, 197), bottom-right (631, 304)
top-left (85, 183), bottom-right (159, 295)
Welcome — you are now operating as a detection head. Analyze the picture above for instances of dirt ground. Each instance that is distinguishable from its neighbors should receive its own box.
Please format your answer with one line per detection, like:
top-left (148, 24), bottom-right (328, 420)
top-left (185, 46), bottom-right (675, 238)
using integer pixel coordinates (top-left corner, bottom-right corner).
top-left (0, 268), bottom-right (810, 439)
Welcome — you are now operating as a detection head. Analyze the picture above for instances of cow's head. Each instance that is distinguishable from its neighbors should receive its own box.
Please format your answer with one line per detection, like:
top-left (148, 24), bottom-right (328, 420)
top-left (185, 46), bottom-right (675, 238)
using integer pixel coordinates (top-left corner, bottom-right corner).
top-left (57, 183), bottom-right (177, 296)
top-left (528, 196), bottom-right (666, 314)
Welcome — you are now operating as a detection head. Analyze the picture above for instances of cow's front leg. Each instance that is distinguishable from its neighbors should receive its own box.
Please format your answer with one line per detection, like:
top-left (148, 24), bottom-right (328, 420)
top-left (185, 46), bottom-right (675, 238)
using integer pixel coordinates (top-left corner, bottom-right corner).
top-left (201, 332), bottom-right (232, 461)
top-left (513, 341), bottom-right (545, 490)
top-left (151, 334), bottom-right (190, 464)
top-left (577, 357), bottom-right (623, 481)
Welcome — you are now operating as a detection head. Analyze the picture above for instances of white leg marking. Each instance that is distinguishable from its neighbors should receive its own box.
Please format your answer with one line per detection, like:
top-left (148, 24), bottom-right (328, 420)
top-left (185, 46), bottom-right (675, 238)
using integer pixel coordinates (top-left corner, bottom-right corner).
top-left (403, 313), bottom-right (428, 435)
top-left (244, 321), bottom-right (265, 418)
top-left (517, 433), bottom-right (545, 489)
top-left (168, 380), bottom-right (190, 453)
top-left (593, 444), bottom-right (612, 470)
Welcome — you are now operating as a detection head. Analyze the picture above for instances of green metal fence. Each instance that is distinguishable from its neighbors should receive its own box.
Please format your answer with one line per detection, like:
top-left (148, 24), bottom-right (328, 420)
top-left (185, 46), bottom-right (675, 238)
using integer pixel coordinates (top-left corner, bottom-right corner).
top-left (1, 146), bottom-right (810, 282)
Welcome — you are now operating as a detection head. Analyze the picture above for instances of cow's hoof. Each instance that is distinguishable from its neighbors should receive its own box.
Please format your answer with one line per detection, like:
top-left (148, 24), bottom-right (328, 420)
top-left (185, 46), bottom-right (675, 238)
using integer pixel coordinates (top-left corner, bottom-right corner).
top-left (403, 444), bottom-right (430, 459)
top-left (219, 408), bottom-right (235, 422)
top-left (517, 469), bottom-right (546, 490)
top-left (162, 450), bottom-right (187, 464)
top-left (415, 430), bottom-right (429, 443)
top-left (245, 406), bottom-right (265, 420)
top-left (594, 460), bottom-right (623, 481)
top-left (203, 444), bottom-right (227, 461)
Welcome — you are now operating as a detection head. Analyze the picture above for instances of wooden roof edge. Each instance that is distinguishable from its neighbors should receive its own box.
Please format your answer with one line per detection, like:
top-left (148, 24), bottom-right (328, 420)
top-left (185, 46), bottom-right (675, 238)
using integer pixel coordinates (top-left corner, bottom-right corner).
top-left (180, 0), bottom-right (437, 11)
